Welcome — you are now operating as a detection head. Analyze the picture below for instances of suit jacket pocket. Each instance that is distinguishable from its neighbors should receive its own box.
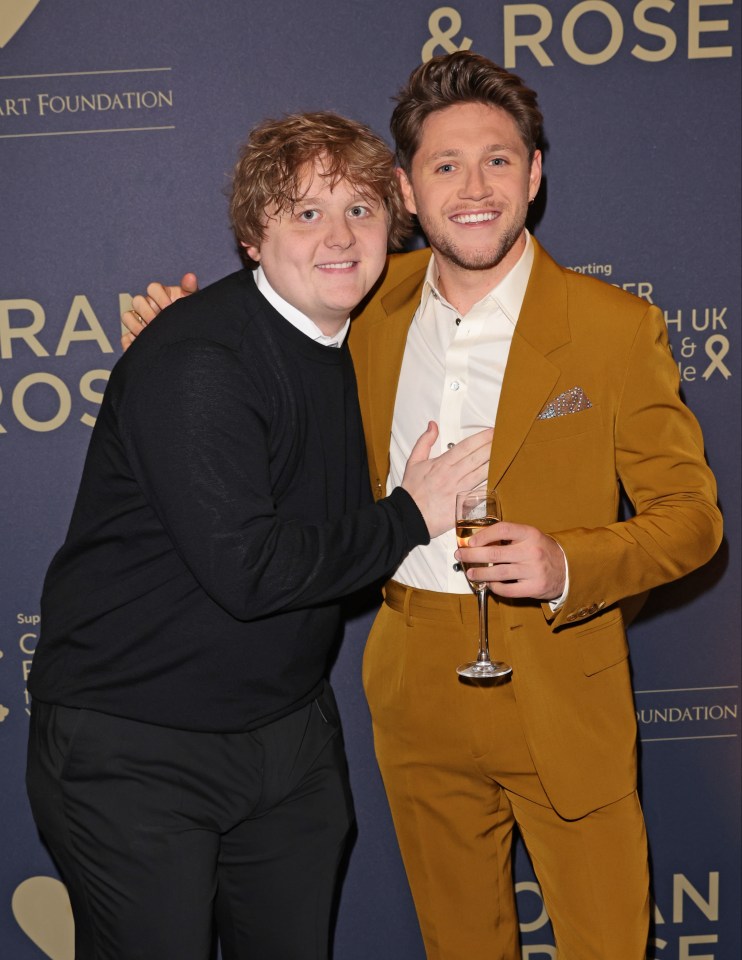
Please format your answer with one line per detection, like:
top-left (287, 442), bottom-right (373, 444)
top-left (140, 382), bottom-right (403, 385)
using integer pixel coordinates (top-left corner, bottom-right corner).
top-left (526, 404), bottom-right (602, 443)
top-left (577, 610), bottom-right (629, 676)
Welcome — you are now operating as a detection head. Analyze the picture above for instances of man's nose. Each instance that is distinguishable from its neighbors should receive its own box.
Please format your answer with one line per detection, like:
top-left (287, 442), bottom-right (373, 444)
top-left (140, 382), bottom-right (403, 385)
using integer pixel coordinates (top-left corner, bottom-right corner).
top-left (324, 216), bottom-right (355, 248)
top-left (459, 166), bottom-right (492, 201)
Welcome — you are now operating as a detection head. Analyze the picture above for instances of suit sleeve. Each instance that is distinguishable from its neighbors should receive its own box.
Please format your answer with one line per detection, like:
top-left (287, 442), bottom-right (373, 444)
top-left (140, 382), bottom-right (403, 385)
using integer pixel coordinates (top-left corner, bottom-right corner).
top-left (118, 338), bottom-right (428, 621)
top-left (547, 304), bottom-right (722, 628)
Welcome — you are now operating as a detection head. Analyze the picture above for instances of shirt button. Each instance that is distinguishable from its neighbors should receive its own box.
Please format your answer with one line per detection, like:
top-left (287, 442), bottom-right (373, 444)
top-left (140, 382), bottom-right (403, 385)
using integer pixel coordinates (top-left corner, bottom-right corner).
top-left (455, 318), bottom-right (461, 326)
top-left (447, 442), bottom-right (455, 449)
top-left (452, 562), bottom-right (462, 572)
top-left (450, 381), bottom-right (460, 391)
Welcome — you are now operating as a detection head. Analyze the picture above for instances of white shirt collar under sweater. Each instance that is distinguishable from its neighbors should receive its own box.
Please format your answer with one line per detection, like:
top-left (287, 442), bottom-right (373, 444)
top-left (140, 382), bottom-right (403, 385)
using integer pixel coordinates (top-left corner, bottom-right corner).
top-left (255, 265), bottom-right (349, 347)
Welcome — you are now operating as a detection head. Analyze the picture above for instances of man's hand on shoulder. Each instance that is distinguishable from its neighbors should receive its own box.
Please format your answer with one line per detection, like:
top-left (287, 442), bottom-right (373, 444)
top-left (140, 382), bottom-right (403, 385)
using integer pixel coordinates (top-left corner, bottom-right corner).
top-left (121, 273), bottom-right (199, 351)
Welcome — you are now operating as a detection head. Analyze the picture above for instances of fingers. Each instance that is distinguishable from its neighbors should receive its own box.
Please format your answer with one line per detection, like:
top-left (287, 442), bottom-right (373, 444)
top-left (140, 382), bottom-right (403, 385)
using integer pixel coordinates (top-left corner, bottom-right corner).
top-left (407, 424), bottom-right (493, 470)
top-left (401, 427), bottom-right (496, 540)
top-left (407, 421), bottom-right (439, 465)
top-left (465, 520), bottom-right (518, 548)
top-left (447, 428), bottom-right (494, 469)
top-left (462, 566), bottom-right (522, 596)
top-left (445, 427), bottom-right (494, 462)
top-left (120, 275), bottom-right (194, 341)
top-left (181, 272), bottom-right (199, 295)
top-left (443, 427), bottom-right (493, 491)
top-left (456, 525), bottom-right (566, 600)
top-left (121, 308), bottom-right (146, 337)
top-left (120, 331), bottom-right (136, 353)
top-left (145, 282), bottom-right (177, 311)
top-left (148, 277), bottom-right (198, 306)
top-left (430, 427), bottom-right (493, 491)
top-left (121, 292), bottom-right (159, 338)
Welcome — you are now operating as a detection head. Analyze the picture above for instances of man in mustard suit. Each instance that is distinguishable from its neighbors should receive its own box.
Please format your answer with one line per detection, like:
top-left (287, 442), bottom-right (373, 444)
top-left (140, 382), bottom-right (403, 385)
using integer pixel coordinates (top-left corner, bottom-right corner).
top-left (124, 53), bottom-right (722, 960)
top-left (348, 53), bottom-right (721, 960)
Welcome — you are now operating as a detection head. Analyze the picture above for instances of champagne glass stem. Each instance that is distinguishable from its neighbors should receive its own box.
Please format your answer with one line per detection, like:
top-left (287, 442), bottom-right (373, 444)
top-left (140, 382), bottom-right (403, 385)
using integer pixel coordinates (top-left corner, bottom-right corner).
top-left (475, 583), bottom-right (491, 664)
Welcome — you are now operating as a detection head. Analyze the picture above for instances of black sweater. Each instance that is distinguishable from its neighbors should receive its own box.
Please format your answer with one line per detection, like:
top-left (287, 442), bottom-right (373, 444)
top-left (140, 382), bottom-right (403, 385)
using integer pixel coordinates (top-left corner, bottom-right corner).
top-left (31, 270), bottom-right (428, 731)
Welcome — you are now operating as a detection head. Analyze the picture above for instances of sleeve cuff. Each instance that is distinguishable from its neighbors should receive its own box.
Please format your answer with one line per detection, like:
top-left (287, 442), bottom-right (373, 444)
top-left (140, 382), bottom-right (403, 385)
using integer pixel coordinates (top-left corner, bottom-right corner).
top-left (547, 541), bottom-right (569, 612)
top-left (386, 486), bottom-right (430, 550)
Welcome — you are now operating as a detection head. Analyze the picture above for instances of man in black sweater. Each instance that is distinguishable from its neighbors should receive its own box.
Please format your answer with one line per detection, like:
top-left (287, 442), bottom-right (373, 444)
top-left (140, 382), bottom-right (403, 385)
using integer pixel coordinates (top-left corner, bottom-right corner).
top-left (27, 112), bottom-right (492, 960)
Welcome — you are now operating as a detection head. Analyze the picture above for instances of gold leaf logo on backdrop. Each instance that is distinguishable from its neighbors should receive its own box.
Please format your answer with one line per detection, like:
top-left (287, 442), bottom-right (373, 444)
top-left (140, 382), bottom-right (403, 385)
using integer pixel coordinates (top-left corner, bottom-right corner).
top-left (0, 0), bottom-right (40, 49)
top-left (12, 876), bottom-right (74, 960)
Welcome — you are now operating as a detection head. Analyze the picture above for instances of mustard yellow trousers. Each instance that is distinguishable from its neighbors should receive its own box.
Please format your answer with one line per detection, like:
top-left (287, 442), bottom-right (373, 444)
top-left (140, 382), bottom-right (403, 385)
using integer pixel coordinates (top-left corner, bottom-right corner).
top-left (362, 582), bottom-right (650, 960)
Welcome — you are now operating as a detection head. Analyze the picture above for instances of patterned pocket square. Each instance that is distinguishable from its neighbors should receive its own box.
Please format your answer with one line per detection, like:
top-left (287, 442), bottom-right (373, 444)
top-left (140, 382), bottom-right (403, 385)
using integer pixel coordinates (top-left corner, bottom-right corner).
top-left (537, 386), bottom-right (593, 420)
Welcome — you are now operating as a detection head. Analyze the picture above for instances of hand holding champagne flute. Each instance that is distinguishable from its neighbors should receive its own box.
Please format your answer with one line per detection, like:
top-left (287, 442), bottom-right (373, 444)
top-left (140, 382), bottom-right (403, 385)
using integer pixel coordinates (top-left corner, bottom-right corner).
top-left (455, 488), bottom-right (512, 679)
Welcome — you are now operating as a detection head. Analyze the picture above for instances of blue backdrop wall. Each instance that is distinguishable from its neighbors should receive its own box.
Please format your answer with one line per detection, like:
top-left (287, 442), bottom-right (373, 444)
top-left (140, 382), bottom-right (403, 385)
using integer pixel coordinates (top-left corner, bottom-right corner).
top-left (1, 2), bottom-right (739, 958)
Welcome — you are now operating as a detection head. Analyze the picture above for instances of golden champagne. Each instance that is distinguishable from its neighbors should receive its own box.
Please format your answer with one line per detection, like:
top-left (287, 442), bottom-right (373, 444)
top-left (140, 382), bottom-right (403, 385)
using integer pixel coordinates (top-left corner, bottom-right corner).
top-left (456, 516), bottom-right (499, 586)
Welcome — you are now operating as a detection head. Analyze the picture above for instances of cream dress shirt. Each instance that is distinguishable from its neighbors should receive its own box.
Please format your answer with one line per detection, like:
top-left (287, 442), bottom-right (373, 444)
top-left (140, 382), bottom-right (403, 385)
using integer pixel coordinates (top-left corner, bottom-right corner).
top-left (389, 234), bottom-right (534, 594)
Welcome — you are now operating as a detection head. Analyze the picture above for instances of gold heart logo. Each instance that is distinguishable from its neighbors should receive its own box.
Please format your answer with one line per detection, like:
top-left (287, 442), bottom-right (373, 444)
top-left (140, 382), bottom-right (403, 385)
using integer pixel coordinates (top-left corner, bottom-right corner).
top-left (12, 876), bottom-right (74, 960)
top-left (0, 0), bottom-right (41, 48)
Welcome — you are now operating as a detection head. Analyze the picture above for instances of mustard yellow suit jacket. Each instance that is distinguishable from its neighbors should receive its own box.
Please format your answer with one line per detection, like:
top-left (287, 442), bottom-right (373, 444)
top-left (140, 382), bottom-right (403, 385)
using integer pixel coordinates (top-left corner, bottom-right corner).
top-left (349, 237), bottom-right (723, 819)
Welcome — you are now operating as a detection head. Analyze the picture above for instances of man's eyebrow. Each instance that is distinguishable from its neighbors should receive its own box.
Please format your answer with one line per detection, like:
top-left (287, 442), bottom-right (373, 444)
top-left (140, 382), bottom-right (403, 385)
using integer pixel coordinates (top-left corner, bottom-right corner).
top-left (425, 143), bottom-right (519, 161)
top-left (293, 192), bottom-right (373, 206)
top-left (425, 149), bottom-right (463, 161)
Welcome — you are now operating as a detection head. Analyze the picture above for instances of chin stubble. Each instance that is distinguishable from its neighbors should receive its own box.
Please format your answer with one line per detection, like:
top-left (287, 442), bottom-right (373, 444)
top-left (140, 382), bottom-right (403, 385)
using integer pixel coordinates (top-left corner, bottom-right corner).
top-left (417, 207), bottom-right (527, 272)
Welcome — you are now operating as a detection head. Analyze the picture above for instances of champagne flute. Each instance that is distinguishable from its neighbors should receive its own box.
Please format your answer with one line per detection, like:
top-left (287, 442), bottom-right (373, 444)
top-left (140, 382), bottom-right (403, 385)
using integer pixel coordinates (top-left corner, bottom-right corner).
top-left (455, 488), bottom-right (512, 679)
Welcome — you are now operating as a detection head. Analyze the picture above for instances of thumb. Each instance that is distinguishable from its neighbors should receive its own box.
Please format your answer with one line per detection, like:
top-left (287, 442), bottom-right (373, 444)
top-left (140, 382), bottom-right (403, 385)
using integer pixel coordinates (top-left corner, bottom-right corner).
top-left (408, 421), bottom-right (439, 465)
top-left (181, 272), bottom-right (199, 295)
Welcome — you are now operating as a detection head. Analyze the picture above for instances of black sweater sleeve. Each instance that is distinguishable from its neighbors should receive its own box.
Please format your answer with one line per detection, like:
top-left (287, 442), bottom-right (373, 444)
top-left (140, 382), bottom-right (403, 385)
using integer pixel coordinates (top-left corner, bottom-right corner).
top-left (119, 337), bottom-right (427, 621)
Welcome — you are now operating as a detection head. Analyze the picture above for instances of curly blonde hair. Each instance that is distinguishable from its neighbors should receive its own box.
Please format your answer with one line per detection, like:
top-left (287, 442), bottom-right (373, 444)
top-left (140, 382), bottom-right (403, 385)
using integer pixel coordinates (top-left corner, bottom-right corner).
top-left (230, 111), bottom-right (412, 253)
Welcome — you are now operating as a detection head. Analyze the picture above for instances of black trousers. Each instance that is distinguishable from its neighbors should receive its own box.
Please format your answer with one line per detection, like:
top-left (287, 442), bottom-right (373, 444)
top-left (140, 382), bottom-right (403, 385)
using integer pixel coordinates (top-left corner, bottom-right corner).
top-left (26, 683), bottom-right (354, 960)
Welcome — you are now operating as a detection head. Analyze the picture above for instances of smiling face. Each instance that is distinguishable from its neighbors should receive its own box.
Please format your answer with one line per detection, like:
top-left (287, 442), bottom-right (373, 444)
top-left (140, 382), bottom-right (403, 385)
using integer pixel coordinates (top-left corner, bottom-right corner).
top-left (398, 101), bottom-right (541, 294)
top-left (244, 161), bottom-right (389, 336)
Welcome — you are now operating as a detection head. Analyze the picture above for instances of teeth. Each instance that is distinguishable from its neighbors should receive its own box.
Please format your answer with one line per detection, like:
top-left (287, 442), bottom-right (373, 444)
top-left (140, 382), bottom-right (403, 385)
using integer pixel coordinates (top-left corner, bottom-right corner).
top-left (317, 262), bottom-right (355, 270)
top-left (452, 212), bottom-right (497, 223)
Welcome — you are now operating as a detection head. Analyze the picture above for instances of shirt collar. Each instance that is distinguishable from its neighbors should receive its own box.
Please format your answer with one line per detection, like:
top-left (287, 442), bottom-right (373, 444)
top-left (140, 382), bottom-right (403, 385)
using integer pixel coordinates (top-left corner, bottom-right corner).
top-left (254, 265), bottom-right (350, 347)
top-left (421, 230), bottom-right (535, 326)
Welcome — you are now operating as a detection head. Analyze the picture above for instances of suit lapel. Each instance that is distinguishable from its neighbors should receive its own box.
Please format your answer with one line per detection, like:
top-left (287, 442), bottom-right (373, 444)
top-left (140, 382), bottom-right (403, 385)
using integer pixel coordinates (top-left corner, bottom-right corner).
top-left (361, 240), bottom-right (572, 492)
top-left (489, 240), bottom-right (572, 489)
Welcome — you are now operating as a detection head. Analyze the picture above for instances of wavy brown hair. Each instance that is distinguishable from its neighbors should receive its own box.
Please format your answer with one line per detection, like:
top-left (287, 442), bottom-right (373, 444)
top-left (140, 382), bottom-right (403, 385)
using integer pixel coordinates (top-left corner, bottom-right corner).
top-left (391, 52), bottom-right (543, 172)
top-left (230, 111), bottom-right (411, 253)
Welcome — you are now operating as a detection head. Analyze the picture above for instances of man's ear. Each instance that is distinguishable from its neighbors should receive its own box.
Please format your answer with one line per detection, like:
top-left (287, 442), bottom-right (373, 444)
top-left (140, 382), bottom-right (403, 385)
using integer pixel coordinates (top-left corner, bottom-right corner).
top-left (396, 167), bottom-right (417, 217)
top-left (528, 150), bottom-right (543, 203)
top-left (242, 240), bottom-right (261, 262)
